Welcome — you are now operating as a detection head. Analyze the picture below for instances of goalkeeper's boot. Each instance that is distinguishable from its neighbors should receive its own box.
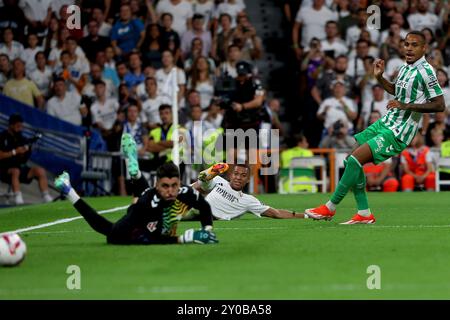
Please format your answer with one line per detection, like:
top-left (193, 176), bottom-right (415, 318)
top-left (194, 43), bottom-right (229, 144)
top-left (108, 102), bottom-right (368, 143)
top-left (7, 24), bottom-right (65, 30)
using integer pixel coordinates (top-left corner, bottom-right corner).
top-left (121, 133), bottom-right (139, 178)
top-left (198, 163), bottom-right (229, 182)
top-left (54, 171), bottom-right (72, 196)
top-left (305, 204), bottom-right (336, 221)
top-left (340, 213), bottom-right (376, 225)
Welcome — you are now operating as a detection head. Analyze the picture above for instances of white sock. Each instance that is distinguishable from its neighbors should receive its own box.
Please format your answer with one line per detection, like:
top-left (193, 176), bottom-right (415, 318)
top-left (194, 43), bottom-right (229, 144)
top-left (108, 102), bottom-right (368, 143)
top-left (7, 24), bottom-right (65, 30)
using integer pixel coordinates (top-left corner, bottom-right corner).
top-left (66, 188), bottom-right (80, 204)
top-left (358, 209), bottom-right (371, 217)
top-left (14, 192), bottom-right (24, 205)
top-left (42, 191), bottom-right (53, 203)
top-left (325, 200), bottom-right (336, 211)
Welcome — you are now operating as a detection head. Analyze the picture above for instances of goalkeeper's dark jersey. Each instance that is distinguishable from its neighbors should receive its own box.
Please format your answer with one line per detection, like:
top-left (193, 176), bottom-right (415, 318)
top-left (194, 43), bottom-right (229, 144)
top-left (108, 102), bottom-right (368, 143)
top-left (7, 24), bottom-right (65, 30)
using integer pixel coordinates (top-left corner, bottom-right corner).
top-left (108, 185), bottom-right (213, 244)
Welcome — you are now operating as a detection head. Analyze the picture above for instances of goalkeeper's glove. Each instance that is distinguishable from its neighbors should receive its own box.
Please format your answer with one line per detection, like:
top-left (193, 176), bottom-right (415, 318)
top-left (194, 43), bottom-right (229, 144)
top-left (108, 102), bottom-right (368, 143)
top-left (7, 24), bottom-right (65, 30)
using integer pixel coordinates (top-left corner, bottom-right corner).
top-left (179, 227), bottom-right (218, 244)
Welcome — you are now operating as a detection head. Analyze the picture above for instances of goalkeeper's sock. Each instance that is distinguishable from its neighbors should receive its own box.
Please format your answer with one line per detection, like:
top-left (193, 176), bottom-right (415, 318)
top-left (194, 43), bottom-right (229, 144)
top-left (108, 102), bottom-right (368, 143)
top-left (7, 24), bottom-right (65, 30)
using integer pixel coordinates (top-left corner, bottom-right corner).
top-left (66, 188), bottom-right (80, 204)
top-left (330, 155), bottom-right (363, 205)
top-left (353, 167), bottom-right (371, 217)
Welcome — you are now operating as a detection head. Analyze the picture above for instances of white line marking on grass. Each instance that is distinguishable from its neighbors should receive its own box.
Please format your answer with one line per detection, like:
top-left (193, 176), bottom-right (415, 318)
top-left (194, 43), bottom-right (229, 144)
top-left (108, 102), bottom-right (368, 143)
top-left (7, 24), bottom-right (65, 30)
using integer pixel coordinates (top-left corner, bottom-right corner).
top-left (0, 205), bottom-right (129, 236)
top-left (319, 224), bottom-right (450, 229)
top-left (215, 227), bottom-right (288, 230)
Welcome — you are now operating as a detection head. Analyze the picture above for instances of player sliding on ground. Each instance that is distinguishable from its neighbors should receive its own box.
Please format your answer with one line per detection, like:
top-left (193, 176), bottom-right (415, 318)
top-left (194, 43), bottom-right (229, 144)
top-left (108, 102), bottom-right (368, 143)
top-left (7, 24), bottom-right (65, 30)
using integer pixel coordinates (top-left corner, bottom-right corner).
top-left (305, 31), bottom-right (445, 224)
top-left (54, 134), bottom-right (218, 245)
top-left (190, 163), bottom-right (310, 220)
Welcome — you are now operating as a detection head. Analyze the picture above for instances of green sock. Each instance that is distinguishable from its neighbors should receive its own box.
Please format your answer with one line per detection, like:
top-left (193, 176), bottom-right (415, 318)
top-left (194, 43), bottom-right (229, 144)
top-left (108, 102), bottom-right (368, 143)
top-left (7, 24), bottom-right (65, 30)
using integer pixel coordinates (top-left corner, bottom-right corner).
top-left (330, 155), bottom-right (363, 205)
top-left (353, 168), bottom-right (369, 211)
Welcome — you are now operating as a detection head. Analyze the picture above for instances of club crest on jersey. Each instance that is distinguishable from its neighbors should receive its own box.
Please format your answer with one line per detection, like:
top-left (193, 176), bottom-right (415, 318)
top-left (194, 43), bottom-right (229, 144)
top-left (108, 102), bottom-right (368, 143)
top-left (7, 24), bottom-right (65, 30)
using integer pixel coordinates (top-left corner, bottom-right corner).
top-left (147, 221), bottom-right (158, 232)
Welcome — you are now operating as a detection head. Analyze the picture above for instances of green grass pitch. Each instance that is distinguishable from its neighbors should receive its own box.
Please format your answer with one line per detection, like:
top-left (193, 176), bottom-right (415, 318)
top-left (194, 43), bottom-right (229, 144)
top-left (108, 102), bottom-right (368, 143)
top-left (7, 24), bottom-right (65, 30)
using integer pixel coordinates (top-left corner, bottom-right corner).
top-left (1, 192), bottom-right (450, 300)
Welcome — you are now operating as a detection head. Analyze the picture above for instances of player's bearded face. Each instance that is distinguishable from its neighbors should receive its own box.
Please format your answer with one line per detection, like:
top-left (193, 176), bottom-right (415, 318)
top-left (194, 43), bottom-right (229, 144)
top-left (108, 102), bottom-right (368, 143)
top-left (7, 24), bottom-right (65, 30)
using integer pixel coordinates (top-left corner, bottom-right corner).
top-left (404, 35), bottom-right (426, 64)
top-left (156, 178), bottom-right (180, 201)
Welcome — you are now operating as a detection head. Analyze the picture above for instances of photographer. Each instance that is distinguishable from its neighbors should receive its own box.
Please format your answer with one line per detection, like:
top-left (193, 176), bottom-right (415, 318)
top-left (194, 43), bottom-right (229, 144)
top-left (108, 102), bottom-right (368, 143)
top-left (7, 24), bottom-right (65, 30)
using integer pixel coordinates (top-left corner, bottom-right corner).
top-left (0, 114), bottom-right (53, 205)
top-left (319, 120), bottom-right (355, 149)
top-left (221, 61), bottom-right (265, 131)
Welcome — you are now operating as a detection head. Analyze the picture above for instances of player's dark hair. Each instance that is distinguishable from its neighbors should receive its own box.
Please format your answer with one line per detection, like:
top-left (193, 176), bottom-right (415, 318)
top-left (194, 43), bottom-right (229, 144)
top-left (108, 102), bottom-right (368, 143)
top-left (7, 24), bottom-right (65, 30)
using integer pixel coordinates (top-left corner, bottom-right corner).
top-left (234, 164), bottom-right (250, 174)
top-left (159, 104), bottom-right (172, 112)
top-left (157, 162), bottom-right (180, 179)
top-left (406, 31), bottom-right (426, 44)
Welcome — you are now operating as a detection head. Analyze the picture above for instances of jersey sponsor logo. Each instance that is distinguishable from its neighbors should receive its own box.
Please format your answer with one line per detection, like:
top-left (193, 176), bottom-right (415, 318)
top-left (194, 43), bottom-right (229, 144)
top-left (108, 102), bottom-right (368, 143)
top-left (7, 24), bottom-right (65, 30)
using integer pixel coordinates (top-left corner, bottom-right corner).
top-left (396, 80), bottom-right (409, 89)
top-left (146, 221), bottom-right (158, 232)
top-left (214, 186), bottom-right (239, 203)
top-left (151, 195), bottom-right (160, 208)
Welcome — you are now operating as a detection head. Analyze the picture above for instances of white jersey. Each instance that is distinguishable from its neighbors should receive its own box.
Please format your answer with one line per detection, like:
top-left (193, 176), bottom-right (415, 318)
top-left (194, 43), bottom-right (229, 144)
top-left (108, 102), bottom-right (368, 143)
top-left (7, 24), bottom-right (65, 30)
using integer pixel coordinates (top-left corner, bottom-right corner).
top-left (205, 176), bottom-right (269, 220)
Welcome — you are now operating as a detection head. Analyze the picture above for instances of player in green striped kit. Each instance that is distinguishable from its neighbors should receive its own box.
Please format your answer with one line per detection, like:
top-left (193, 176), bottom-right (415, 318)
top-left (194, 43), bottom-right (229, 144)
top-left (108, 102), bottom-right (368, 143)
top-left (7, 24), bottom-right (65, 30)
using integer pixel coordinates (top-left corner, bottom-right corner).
top-left (305, 31), bottom-right (445, 224)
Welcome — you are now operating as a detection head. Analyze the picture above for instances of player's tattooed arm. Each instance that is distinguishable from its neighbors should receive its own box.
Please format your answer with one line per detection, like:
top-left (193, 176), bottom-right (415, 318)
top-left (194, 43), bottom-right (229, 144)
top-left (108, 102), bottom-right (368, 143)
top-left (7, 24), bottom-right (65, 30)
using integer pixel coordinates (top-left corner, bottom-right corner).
top-left (387, 95), bottom-right (445, 113)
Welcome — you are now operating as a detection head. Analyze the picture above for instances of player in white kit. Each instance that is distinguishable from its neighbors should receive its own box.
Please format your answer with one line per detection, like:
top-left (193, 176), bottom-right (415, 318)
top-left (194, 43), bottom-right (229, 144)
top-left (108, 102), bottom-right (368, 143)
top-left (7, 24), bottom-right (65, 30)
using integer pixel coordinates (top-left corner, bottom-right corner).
top-left (191, 163), bottom-right (309, 220)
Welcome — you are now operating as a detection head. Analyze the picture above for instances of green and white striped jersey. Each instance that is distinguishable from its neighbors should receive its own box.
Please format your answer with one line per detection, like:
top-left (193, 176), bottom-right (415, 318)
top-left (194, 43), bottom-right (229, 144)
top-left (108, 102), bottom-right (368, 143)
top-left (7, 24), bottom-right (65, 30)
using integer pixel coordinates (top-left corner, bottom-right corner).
top-left (380, 56), bottom-right (443, 145)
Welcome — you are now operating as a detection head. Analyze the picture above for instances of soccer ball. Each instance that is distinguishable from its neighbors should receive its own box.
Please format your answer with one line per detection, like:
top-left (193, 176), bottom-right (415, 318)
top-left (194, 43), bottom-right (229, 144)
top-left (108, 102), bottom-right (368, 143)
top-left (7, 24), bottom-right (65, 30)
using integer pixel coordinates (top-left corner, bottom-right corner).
top-left (0, 233), bottom-right (27, 267)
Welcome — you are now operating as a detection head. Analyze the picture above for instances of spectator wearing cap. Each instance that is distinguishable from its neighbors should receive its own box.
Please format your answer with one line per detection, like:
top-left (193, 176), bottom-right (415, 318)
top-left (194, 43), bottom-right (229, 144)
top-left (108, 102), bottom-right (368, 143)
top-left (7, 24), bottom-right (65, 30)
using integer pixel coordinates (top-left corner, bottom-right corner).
top-left (3, 58), bottom-right (45, 109)
top-left (222, 61), bottom-right (265, 131)
top-left (317, 79), bottom-right (357, 132)
top-left (358, 84), bottom-right (389, 131)
top-left (46, 78), bottom-right (88, 126)
top-left (156, 0), bottom-right (194, 36)
top-left (0, 114), bottom-right (53, 205)
top-left (181, 14), bottom-right (212, 60)
top-left (111, 4), bottom-right (146, 57)
top-left (217, 44), bottom-right (242, 79)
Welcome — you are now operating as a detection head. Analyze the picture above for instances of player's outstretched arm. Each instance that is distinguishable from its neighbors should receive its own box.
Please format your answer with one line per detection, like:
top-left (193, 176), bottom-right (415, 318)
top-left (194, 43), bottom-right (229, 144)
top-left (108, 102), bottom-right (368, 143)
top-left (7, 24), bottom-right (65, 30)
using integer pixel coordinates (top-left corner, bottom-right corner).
top-left (373, 59), bottom-right (395, 95)
top-left (261, 207), bottom-right (306, 219)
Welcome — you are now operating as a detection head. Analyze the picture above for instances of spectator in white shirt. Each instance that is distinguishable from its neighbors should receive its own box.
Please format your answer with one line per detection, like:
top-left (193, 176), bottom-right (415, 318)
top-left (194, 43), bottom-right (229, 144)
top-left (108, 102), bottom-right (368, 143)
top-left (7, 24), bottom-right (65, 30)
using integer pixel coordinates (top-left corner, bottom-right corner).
top-left (317, 80), bottom-right (357, 131)
top-left (214, 0), bottom-right (246, 29)
top-left (90, 80), bottom-right (120, 135)
top-left (156, 0), bottom-right (194, 36)
top-left (346, 39), bottom-right (370, 80)
top-left (0, 28), bottom-right (24, 61)
top-left (47, 78), bottom-right (88, 126)
top-left (187, 56), bottom-right (215, 110)
top-left (292, 0), bottom-right (338, 53)
top-left (19, 0), bottom-right (52, 38)
top-left (82, 63), bottom-right (116, 100)
top-left (29, 51), bottom-right (52, 98)
top-left (0, 53), bottom-right (11, 92)
top-left (358, 84), bottom-right (389, 131)
top-left (217, 44), bottom-right (241, 78)
top-left (320, 20), bottom-right (348, 58)
top-left (21, 33), bottom-right (43, 75)
top-left (84, 7), bottom-right (112, 37)
top-left (193, 0), bottom-right (214, 32)
top-left (407, 0), bottom-right (441, 34)
top-left (155, 50), bottom-right (186, 105)
top-left (141, 77), bottom-right (170, 130)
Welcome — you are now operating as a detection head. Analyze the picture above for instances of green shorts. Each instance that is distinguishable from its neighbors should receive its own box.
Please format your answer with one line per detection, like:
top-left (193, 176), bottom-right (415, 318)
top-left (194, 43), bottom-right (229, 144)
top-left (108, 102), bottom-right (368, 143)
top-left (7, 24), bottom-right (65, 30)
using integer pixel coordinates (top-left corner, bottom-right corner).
top-left (354, 120), bottom-right (407, 164)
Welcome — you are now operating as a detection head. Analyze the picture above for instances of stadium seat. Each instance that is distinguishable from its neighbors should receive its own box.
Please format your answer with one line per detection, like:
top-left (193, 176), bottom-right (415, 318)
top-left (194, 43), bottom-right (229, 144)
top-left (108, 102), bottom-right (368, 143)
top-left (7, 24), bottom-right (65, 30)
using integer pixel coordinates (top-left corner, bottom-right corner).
top-left (435, 157), bottom-right (450, 192)
top-left (278, 156), bottom-right (327, 194)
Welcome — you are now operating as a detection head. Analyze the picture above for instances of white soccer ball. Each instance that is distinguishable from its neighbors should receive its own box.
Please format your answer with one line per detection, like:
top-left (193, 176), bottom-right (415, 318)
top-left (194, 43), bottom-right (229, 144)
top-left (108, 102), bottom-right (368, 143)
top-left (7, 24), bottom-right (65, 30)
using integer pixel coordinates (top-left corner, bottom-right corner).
top-left (0, 233), bottom-right (27, 267)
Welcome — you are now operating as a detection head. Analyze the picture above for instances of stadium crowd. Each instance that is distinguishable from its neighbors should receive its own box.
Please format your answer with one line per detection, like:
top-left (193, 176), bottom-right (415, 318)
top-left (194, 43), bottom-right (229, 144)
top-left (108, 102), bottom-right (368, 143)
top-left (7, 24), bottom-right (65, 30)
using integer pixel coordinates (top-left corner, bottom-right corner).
top-left (0, 0), bottom-right (449, 200)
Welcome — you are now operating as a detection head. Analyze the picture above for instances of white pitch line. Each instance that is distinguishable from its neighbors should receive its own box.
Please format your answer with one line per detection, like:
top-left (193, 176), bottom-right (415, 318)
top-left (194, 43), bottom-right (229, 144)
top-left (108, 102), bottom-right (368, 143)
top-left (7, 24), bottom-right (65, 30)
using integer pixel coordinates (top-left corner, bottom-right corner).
top-left (0, 205), bottom-right (129, 236)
